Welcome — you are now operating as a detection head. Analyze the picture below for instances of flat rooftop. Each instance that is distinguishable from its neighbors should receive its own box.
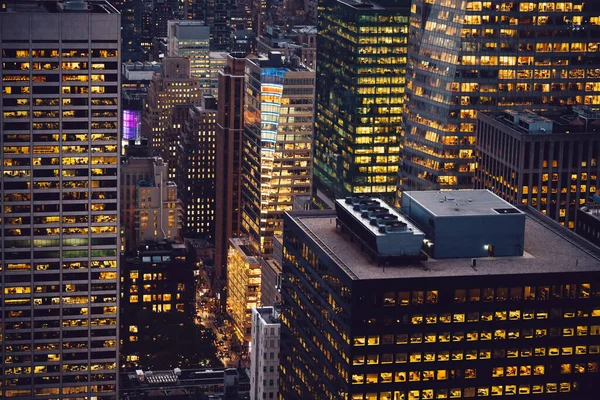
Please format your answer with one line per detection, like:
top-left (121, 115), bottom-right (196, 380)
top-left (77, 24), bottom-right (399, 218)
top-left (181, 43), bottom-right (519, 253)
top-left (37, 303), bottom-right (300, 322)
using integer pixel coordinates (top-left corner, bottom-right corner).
top-left (292, 209), bottom-right (600, 280)
top-left (2, 0), bottom-right (118, 13)
top-left (404, 189), bottom-right (522, 217)
top-left (483, 108), bottom-right (600, 135)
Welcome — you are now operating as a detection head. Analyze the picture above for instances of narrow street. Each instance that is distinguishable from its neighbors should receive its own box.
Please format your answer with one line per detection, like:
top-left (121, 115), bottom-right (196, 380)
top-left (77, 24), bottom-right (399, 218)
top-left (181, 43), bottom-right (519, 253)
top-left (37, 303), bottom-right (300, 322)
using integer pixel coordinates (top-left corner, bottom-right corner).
top-left (195, 278), bottom-right (249, 368)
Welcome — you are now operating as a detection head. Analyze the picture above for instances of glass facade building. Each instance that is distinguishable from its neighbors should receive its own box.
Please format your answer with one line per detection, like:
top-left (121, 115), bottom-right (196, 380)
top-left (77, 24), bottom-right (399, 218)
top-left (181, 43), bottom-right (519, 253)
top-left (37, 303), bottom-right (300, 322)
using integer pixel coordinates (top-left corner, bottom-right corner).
top-left (313, 0), bottom-right (410, 200)
top-left (280, 205), bottom-right (600, 400)
top-left (0, 2), bottom-right (120, 398)
top-left (402, 0), bottom-right (600, 194)
top-left (241, 53), bottom-right (314, 255)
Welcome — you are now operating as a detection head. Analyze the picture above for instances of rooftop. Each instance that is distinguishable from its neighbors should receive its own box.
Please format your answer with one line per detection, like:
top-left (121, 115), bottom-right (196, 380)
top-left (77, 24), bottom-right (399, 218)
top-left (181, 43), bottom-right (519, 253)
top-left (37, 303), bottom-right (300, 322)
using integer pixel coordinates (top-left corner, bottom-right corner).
top-left (2, 0), bottom-right (118, 13)
top-left (404, 189), bottom-right (522, 217)
top-left (291, 209), bottom-right (600, 280)
top-left (483, 107), bottom-right (600, 135)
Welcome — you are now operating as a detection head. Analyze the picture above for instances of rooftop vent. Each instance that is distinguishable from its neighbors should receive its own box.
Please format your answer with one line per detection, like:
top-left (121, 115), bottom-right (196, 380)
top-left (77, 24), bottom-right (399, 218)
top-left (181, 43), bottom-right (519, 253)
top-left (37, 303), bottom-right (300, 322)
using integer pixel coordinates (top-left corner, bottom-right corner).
top-left (494, 208), bottom-right (520, 214)
top-left (64, 0), bottom-right (89, 11)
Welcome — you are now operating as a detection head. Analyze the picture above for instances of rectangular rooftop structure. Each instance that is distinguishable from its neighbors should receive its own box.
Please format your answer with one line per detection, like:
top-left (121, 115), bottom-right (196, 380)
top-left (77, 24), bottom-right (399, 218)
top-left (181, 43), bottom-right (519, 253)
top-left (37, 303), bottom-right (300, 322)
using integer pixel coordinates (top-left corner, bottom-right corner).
top-left (285, 207), bottom-right (600, 281)
top-left (336, 197), bottom-right (425, 262)
top-left (402, 190), bottom-right (525, 259)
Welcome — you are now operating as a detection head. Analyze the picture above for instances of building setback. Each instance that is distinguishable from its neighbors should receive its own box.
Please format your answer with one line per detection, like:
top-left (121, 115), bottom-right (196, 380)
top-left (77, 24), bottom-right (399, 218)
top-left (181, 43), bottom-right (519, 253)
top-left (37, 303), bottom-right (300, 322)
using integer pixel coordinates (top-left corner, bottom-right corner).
top-left (313, 0), bottom-right (410, 201)
top-left (475, 108), bottom-right (600, 230)
top-left (402, 1), bottom-right (600, 193)
top-left (280, 191), bottom-right (600, 399)
top-left (0, 1), bottom-right (120, 398)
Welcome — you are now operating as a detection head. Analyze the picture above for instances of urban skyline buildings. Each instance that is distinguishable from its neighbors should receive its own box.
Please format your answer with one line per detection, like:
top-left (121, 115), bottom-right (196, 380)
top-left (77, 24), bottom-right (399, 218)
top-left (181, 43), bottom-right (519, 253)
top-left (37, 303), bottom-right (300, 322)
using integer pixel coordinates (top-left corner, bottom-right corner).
top-left (280, 191), bottom-right (600, 399)
top-left (240, 52), bottom-right (314, 256)
top-left (181, 95), bottom-right (218, 239)
top-left (0, 2), bottom-right (121, 398)
top-left (401, 0), bottom-right (600, 193)
top-left (475, 108), bottom-right (600, 230)
top-left (215, 53), bottom-right (247, 294)
top-left (142, 56), bottom-right (201, 179)
top-left (167, 20), bottom-right (212, 90)
top-left (313, 0), bottom-right (410, 201)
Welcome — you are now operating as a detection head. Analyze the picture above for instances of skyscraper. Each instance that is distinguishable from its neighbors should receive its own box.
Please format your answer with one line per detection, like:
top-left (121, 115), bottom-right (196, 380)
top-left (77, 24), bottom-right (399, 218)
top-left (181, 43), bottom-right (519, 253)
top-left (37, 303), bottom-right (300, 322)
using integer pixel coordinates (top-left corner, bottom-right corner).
top-left (280, 192), bottom-right (600, 399)
top-left (249, 307), bottom-right (280, 400)
top-left (313, 0), bottom-right (410, 201)
top-left (181, 95), bottom-right (218, 239)
top-left (475, 108), bottom-right (600, 230)
top-left (142, 57), bottom-right (201, 178)
top-left (167, 20), bottom-right (212, 90)
top-left (402, 1), bottom-right (600, 193)
top-left (0, 1), bottom-right (120, 398)
top-left (241, 52), bottom-right (314, 255)
top-left (215, 53), bottom-right (246, 297)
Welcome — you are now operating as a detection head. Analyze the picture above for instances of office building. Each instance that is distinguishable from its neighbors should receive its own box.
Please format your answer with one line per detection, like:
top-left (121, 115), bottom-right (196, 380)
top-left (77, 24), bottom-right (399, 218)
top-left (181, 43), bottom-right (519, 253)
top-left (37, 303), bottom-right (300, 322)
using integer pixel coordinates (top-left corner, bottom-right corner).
top-left (167, 20), bottom-right (212, 90)
top-left (120, 0), bottom-right (144, 62)
top-left (120, 138), bottom-right (183, 253)
top-left (241, 52), bottom-right (314, 256)
top-left (227, 238), bottom-right (261, 343)
top-left (181, 95), bottom-right (217, 239)
top-left (142, 57), bottom-right (201, 178)
top-left (475, 108), bottom-right (600, 230)
top-left (251, 0), bottom-right (267, 37)
top-left (577, 202), bottom-right (600, 248)
top-left (120, 367), bottom-right (251, 399)
top-left (305, 0), bottom-right (317, 24)
top-left (141, 7), bottom-right (153, 56)
top-left (0, 1), bottom-right (120, 398)
top-left (120, 240), bottom-right (196, 369)
top-left (153, 3), bottom-right (173, 38)
top-left (121, 61), bottom-right (161, 144)
top-left (186, 0), bottom-right (235, 51)
top-left (215, 53), bottom-right (248, 289)
top-left (280, 191), bottom-right (600, 399)
top-left (260, 257), bottom-right (282, 307)
top-left (257, 25), bottom-right (317, 71)
top-left (402, 2), bottom-right (600, 193)
top-left (313, 0), bottom-right (410, 201)
top-left (209, 51), bottom-right (228, 96)
top-left (250, 307), bottom-right (281, 400)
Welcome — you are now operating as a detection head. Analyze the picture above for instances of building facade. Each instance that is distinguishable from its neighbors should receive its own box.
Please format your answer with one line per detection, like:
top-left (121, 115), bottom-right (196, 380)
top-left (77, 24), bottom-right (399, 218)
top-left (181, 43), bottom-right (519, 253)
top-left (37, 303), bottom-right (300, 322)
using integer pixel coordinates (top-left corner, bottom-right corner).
top-left (142, 57), bottom-right (201, 178)
top-left (227, 238), bottom-right (261, 343)
top-left (280, 193), bottom-right (600, 399)
top-left (0, 2), bottom-right (120, 398)
top-left (167, 20), bottom-right (212, 91)
top-left (402, 1), bottom-right (600, 193)
top-left (215, 53), bottom-right (247, 297)
top-left (576, 204), bottom-right (600, 247)
top-left (241, 52), bottom-right (314, 255)
top-left (250, 307), bottom-right (281, 400)
top-left (313, 0), bottom-right (410, 200)
top-left (475, 109), bottom-right (600, 230)
top-left (120, 241), bottom-right (195, 369)
top-left (182, 96), bottom-right (217, 240)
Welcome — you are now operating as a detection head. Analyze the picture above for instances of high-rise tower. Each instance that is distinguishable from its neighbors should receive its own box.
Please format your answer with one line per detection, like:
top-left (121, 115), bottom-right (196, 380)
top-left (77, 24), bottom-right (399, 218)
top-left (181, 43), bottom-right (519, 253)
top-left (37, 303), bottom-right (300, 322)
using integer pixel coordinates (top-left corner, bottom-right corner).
top-left (0, 1), bottom-right (120, 398)
top-left (241, 52), bottom-right (314, 255)
top-left (215, 53), bottom-right (246, 301)
top-left (313, 0), bottom-right (411, 202)
top-left (402, 1), bottom-right (600, 193)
